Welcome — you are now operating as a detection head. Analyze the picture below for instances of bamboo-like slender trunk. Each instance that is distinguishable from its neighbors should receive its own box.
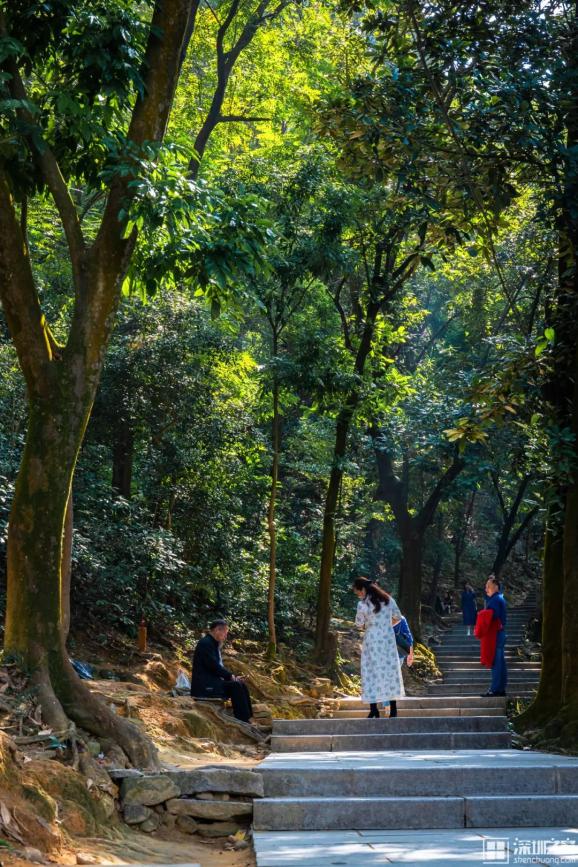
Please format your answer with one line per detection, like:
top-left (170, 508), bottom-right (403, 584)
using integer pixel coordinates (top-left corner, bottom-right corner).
top-left (266, 362), bottom-right (280, 658)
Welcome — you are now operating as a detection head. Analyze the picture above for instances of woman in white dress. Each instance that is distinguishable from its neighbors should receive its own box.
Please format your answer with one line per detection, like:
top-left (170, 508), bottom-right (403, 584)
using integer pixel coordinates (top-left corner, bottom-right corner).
top-left (353, 577), bottom-right (405, 718)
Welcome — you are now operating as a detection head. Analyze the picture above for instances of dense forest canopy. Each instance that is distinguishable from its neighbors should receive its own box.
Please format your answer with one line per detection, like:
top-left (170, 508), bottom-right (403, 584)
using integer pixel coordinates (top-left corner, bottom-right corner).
top-left (0, 0), bottom-right (577, 756)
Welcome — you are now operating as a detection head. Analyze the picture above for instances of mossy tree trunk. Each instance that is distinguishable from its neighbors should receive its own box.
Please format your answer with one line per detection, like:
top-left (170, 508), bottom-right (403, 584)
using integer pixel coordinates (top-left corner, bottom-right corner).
top-left (518, 5), bottom-right (578, 733)
top-left (0, 0), bottom-right (198, 768)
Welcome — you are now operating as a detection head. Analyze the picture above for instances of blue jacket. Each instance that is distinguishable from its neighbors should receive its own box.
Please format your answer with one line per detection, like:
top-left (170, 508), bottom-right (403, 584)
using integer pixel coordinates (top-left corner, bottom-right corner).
top-left (394, 616), bottom-right (414, 658)
top-left (487, 592), bottom-right (507, 628)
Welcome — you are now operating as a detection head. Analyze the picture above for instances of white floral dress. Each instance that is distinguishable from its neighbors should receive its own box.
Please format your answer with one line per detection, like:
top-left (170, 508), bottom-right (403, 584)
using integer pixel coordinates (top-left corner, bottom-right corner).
top-left (355, 596), bottom-right (406, 703)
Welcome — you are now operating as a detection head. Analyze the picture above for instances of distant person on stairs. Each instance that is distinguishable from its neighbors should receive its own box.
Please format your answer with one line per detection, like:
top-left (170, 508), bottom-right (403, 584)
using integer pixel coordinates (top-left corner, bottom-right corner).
top-left (190, 619), bottom-right (254, 723)
top-left (481, 575), bottom-right (508, 697)
top-left (353, 577), bottom-right (405, 719)
top-left (461, 582), bottom-right (478, 636)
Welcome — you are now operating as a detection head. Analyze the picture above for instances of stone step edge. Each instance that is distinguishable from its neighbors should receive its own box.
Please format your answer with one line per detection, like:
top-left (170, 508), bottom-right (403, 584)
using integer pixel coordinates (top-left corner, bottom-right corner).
top-left (253, 794), bottom-right (578, 831)
top-left (272, 716), bottom-right (508, 730)
top-left (270, 732), bottom-right (512, 751)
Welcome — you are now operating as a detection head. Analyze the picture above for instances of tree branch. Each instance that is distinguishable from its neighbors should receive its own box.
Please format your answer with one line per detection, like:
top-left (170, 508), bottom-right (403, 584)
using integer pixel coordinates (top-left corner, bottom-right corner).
top-left (330, 278), bottom-right (354, 353)
top-left (189, 0), bottom-right (292, 176)
top-left (95, 0), bottom-right (197, 288)
top-left (490, 470), bottom-right (508, 518)
top-left (416, 452), bottom-right (465, 533)
top-left (7, 64), bottom-right (85, 292)
top-left (0, 172), bottom-right (50, 394)
top-left (504, 506), bottom-right (540, 560)
top-left (219, 113), bottom-right (271, 122)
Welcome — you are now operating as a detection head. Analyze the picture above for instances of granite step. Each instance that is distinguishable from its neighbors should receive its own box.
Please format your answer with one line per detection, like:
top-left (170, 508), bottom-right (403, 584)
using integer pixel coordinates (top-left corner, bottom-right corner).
top-left (439, 672), bottom-right (540, 678)
top-left (436, 664), bottom-right (539, 670)
top-left (255, 750), bottom-right (578, 831)
top-left (332, 706), bottom-right (506, 718)
top-left (272, 716), bottom-right (508, 735)
top-left (259, 750), bottom-right (578, 799)
top-left (425, 686), bottom-right (536, 696)
top-left (254, 795), bottom-right (578, 831)
top-left (336, 696), bottom-right (507, 709)
top-left (270, 731), bottom-right (511, 752)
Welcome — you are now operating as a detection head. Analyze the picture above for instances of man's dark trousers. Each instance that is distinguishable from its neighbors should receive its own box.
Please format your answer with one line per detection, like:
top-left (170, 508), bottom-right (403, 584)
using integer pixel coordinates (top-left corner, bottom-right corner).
top-left (491, 630), bottom-right (508, 694)
top-left (224, 680), bottom-right (253, 722)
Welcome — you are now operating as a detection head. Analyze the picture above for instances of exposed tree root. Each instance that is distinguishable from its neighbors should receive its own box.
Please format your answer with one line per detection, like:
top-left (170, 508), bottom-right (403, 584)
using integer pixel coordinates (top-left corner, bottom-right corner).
top-left (35, 657), bottom-right (159, 769)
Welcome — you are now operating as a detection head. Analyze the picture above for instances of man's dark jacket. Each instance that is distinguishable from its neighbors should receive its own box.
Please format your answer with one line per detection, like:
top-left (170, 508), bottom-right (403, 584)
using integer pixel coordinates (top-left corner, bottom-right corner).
top-left (190, 633), bottom-right (233, 698)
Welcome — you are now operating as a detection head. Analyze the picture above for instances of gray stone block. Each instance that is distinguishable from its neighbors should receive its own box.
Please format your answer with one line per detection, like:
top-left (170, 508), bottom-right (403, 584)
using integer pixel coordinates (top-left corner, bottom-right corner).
top-left (121, 774), bottom-right (180, 807)
top-left (465, 795), bottom-right (578, 828)
top-left (123, 804), bottom-right (152, 824)
top-left (166, 797), bottom-right (253, 820)
top-left (167, 766), bottom-right (264, 798)
top-left (253, 796), bottom-right (465, 831)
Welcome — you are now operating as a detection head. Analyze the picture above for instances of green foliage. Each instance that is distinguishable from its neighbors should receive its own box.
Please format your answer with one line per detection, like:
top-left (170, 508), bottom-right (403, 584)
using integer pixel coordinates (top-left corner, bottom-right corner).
top-left (2, 0), bottom-right (571, 654)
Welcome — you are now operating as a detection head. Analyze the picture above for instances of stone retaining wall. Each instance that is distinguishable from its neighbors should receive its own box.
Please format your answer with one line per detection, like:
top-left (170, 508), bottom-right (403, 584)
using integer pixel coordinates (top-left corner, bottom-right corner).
top-left (110, 766), bottom-right (264, 838)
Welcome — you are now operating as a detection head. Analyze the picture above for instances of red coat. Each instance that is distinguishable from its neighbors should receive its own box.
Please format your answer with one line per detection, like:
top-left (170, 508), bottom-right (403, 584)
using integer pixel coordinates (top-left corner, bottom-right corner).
top-left (474, 609), bottom-right (503, 668)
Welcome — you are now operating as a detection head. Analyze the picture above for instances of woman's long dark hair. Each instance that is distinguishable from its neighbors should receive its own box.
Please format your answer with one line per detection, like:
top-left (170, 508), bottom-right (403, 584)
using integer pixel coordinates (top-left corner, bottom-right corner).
top-left (353, 577), bottom-right (390, 613)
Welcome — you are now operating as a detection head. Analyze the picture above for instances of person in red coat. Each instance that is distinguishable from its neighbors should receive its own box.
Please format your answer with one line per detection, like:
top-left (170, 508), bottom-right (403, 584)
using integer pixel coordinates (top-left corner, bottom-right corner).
top-left (475, 575), bottom-right (508, 696)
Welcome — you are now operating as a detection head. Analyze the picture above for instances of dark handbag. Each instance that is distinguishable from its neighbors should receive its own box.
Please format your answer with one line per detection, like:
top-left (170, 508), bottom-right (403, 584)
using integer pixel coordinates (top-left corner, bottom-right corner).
top-left (395, 633), bottom-right (412, 655)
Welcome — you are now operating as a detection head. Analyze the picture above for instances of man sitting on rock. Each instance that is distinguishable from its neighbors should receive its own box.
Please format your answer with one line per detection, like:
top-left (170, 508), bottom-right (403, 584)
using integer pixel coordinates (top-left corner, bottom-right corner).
top-left (190, 618), bottom-right (254, 723)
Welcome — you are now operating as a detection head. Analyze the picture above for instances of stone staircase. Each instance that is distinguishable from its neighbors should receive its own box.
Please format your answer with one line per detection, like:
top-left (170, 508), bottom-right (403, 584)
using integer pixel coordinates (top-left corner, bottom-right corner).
top-left (252, 599), bottom-right (578, 864)
top-left (270, 710), bottom-right (511, 752)
top-left (254, 748), bottom-right (578, 832)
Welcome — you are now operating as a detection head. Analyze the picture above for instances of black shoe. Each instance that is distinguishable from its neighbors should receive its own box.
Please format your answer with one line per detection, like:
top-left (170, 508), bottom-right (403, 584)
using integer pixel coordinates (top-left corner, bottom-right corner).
top-left (481, 690), bottom-right (506, 697)
top-left (367, 710), bottom-right (380, 718)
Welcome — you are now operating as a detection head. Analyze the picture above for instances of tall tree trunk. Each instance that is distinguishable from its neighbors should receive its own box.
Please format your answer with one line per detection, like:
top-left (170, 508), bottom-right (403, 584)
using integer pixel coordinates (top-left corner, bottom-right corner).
top-left (397, 523), bottom-right (423, 639)
top-left (315, 408), bottom-right (351, 661)
top-left (559, 5), bottom-right (578, 727)
top-left (372, 429), bottom-right (464, 640)
top-left (266, 364), bottom-right (280, 658)
top-left (0, 0), bottom-right (198, 769)
top-left (560, 343), bottom-right (578, 724)
top-left (315, 300), bottom-right (381, 659)
top-left (5, 385), bottom-right (157, 767)
top-left (519, 5), bottom-right (578, 732)
top-left (516, 520), bottom-right (564, 729)
top-left (491, 475), bottom-right (539, 578)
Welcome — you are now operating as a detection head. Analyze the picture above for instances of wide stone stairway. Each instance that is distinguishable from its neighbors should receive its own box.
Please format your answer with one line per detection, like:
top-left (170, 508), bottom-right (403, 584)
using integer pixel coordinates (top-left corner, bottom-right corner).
top-left (253, 602), bottom-right (578, 865)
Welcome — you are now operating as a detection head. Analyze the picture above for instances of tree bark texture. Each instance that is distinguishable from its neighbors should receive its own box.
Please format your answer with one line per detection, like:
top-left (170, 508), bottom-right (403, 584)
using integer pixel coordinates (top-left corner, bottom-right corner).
top-left (0, 0), bottom-right (198, 768)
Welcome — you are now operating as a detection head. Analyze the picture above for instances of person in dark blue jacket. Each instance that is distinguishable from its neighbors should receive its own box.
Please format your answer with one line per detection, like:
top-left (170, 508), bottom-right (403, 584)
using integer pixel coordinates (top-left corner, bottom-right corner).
top-left (190, 619), bottom-right (254, 722)
top-left (461, 582), bottom-right (478, 636)
top-left (482, 575), bottom-right (508, 696)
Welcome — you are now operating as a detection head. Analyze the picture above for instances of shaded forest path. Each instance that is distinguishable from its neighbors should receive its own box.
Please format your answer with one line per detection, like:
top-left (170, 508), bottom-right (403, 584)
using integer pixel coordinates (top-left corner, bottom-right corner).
top-left (251, 601), bottom-right (578, 865)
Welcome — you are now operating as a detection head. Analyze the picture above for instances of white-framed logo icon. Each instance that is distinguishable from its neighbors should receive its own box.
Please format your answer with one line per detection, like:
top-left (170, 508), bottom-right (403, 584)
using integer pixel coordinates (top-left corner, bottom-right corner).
top-left (483, 838), bottom-right (510, 863)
